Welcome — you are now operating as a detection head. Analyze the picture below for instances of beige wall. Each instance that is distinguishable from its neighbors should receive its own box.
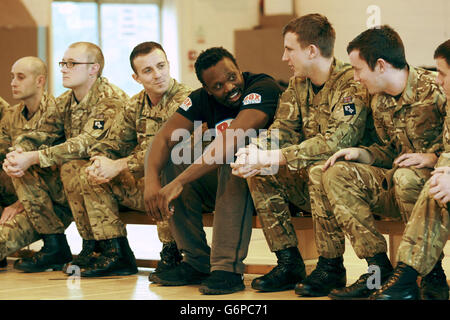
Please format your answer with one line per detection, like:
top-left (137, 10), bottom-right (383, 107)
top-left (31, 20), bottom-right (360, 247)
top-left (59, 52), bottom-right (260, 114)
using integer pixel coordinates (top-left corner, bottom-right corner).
top-left (173, 0), bottom-right (260, 89)
top-left (294, 0), bottom-right (450, 67)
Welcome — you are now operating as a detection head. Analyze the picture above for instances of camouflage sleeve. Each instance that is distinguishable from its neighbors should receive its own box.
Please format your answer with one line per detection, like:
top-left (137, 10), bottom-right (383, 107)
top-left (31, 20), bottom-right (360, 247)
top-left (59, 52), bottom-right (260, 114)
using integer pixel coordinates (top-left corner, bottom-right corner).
top-left (437, 101), bottom-right (450, 167)
top-left (281, 81), bottom-right (369, 170)
top-left (37, 98), bottom-right (122, 167)
top-left (89, 102), bottom-right (138, 160)
top-left (127, 90), bottom-right (190, 179)
top-left (14, 99), bottom-right (66, 152)
top-left (253, 78), bottom-right (304, 151)
top-left (0, 110), bottom-right (12, 160)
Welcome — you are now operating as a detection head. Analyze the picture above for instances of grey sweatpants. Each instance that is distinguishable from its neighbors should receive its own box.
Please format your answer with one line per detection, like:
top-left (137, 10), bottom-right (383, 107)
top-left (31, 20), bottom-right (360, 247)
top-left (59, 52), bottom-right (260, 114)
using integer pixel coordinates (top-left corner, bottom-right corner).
top-left (162, 161), bottom-right (254, 274)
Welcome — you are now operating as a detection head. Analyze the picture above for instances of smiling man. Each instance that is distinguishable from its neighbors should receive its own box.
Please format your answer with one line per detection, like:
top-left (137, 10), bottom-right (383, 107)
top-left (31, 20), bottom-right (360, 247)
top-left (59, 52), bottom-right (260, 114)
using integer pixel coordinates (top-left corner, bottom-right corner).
top-left (144, 47), bottom-right (282, 294)
top-left (3, 42), bottom-right (128, 273)
top-left (60, 41), bottom-right (192, 277)
top-left (316, 26), bottom-right (446, 300)
top-left (368, 39), bottom-right (450, 300)
top-left (230, 14), bottom-right (372, 295)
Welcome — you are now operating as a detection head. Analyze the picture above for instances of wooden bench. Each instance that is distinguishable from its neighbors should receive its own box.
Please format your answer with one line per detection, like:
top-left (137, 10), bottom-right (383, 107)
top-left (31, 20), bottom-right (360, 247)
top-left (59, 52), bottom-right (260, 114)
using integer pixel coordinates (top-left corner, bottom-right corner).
top-left (119, 211), bottom-right (406, 275)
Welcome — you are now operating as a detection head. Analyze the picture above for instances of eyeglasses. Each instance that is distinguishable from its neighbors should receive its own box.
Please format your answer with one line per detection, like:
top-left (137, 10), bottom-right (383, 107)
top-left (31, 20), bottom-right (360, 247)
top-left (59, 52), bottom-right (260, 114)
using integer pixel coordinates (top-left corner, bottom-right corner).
top-left (58, 61), bottom-right (95, 69)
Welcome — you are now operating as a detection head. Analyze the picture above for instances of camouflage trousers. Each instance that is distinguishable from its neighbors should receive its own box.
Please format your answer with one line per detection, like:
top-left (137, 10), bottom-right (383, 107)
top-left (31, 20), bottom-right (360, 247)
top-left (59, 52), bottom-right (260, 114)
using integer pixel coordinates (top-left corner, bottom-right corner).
top-left (61, 160), bottom-right (174, 243)
top-left (12, 164), bottom-right (73, 235)
top-left (247, 165), bottom-right (312, 252)
top-left (397, 178), bottom-right (450, 275)
top-left (0, 169), bottom-right (17, 207)
top-left (313, 161), bottom-right (431, 259)
top-left (0, 210), bottom-right (39, 260)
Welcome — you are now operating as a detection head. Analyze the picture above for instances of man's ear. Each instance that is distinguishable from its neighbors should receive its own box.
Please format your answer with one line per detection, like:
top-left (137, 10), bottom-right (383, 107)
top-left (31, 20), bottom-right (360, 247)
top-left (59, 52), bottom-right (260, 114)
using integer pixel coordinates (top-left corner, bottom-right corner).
top-left (132, 72), bottom-right (141, 84)
top-left (90, 63), bottom-right (100, 77)
top-left (308, 44), bottom-right (320, 59)
top-left (36, 75), bottom-right (46, 88)
top-left (375, 58), bottom-right (387, 73)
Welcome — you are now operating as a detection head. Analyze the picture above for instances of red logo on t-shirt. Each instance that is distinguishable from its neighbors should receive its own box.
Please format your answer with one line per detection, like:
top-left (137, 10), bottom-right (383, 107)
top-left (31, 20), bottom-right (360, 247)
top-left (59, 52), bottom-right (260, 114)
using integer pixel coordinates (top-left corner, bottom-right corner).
top-left (215, 119), bottom-right (233, 134)
top-left (180, 97), bottom-right (192, 111)
top-left (243, 93), bottom-right (262, 105)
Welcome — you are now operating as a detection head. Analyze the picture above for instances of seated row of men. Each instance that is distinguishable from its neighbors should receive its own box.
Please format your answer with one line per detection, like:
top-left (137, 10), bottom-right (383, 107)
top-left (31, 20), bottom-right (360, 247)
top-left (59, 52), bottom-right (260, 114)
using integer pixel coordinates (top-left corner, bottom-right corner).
top-left (0, 13), bottom-right (450, 300)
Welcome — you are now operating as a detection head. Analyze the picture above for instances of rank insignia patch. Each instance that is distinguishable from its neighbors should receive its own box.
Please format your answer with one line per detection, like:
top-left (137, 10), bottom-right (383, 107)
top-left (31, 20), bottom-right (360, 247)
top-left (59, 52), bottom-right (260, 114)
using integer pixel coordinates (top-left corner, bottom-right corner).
top-left (93, 120), bottom-right (105, 129)
top-left (343, 103), bottom-right (356, 115)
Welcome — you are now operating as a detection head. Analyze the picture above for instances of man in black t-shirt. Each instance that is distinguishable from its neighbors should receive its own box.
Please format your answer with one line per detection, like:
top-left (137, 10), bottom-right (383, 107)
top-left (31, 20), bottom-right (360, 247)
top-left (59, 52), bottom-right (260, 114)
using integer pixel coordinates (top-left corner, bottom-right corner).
top-left (144, 47), bottom-right (281, 295)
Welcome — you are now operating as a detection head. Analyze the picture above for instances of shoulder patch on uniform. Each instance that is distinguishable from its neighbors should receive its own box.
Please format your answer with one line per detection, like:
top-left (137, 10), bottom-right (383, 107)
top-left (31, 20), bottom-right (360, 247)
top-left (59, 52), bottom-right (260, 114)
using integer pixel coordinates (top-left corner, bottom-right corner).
top-left (93, 120), bottom-right (105, 130)
top-left (343, 103), bottom-right (356, 116)
top-left (242, 93), bottom-right (262, 105)
top-left (342, 96), bottom-right (353, 103)
top-left (179, 97), bottom-right (192, 111)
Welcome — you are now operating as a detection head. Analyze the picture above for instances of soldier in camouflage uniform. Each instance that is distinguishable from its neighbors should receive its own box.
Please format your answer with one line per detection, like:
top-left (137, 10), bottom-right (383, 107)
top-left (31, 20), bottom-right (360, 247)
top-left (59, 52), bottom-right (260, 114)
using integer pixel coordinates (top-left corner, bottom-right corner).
top-left (3, 42), bottom-right (128, 273)
top-left (0, 57), bottom-right (53, 269)
top-left (312, 26), bottom-right (447, 300)
top-left (370, 39), bottom-right (450, 300)
top-left (61, 42), bottom-right (192, 277)
top-left (0, 96), bottom-right (17, 211)
top-left (231, 14), bottom-right (373, 294)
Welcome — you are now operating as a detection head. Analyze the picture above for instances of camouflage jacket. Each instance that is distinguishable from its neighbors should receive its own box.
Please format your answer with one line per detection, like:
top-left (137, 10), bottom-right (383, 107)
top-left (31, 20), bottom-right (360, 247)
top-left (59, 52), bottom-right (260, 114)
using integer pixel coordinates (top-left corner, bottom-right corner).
top-left (0, 92), bottom-right (54, 161)
top-left (0, 96), bottom-right (9, 120)
top-left (257, 58), bottom-right (371, 170)
top-left (89, 79), bottom-right (192, 179)
top-left (14, 77), bottom-right (128, 167)
top-left (437, 100), bottom-right (450, 167)
top-left (364, 66), bottom-right (446, 169)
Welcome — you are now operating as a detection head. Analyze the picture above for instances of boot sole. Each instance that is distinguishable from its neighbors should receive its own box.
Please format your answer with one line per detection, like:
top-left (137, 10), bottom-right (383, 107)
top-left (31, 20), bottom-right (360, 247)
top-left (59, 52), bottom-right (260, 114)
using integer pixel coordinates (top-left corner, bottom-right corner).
top-left (252, 283), bottom-right (297, 292)
top-left (81, 267), bottom-right (138, 278)
top-left (151, 273), bottom-right (209, 286)
top-left (199, 283), bottom-right (245, 295)
top-left (14, 263), bottom-right (66, 273)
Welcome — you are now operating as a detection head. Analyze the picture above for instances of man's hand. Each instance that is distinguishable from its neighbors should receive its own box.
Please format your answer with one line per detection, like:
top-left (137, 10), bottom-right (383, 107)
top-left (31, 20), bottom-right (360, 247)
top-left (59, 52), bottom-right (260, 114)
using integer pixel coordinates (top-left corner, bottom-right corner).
top-left (144, 179), bottom-right (180, 221)
top-left (0, 200), bottom-right (24, 224)
top-left (85, 156), bottom-right (127, 185)
top-left (231, 144), bottom-right (283, 178)
top-left (394, 153), bottom-right (438, 169)
top-left (3, 148), bottom-right (38, 177)
top-left (323, 147), bottom-right (373, 171)
top-left (429, 166), bottom-right (450, 205)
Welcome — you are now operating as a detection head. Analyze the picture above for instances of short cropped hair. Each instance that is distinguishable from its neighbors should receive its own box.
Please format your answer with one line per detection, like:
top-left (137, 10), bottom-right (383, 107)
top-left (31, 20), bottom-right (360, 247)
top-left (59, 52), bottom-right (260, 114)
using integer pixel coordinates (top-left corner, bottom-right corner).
top-left (434, 39), bottom-right (450, 66)
top-left (69, 42), bottom-right (105, 76)
top-left (347, 25), bottom-right (407, 71)
top-left (194, 47), bottom-right (238, 86)
top-left (282, 13), bottom-right (336, 58)
top-left (129, 41), bottom-right (167, 73)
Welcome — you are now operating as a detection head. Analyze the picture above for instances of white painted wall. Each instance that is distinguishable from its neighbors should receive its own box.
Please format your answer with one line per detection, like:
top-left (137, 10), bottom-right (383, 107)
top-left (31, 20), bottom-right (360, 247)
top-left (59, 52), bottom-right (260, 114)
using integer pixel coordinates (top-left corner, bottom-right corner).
top-left (294, 0), bottom-right (450, 67)
top-left (166, 0), bottom-right (260, 89)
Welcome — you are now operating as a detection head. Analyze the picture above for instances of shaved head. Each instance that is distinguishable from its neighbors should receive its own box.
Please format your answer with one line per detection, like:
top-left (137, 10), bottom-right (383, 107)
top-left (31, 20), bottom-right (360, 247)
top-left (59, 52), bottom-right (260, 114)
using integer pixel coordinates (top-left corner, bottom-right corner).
top-left (13, 56), bottom-right (47, 81)
top-left (68, 41), bottom-right (104, 76)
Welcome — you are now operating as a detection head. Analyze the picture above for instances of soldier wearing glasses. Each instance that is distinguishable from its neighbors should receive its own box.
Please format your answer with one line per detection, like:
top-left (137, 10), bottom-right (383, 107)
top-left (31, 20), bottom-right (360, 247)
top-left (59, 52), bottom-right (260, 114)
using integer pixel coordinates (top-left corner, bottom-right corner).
top-left (3, 42), bottom-right (128, 273)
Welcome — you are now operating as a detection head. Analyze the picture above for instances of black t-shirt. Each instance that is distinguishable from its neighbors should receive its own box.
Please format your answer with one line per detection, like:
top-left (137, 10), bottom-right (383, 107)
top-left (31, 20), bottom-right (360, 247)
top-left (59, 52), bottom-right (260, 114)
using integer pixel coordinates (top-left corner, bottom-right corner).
top-left (176, 72), bottom-right (282, 135)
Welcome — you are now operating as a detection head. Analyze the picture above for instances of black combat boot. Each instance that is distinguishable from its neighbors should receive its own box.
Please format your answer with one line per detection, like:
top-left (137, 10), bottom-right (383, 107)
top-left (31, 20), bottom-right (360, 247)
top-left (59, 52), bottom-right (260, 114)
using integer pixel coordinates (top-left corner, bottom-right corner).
top-left (80, 237), bottom-right (138, 277)
top-left (14, 234), bottom-right (72, 272)
top-left (295, 256), bottom-right (346, 297)
top-left (148, 241), bottom-right (182, 282)
top-left (0, 258), bottom-right (7, 268)
top-left (369, 262), bottom-right (419, 300)
top-left (251, 247), bottom-right (306, 292)
top-left (63, 239), bottom-right (101, 275)
top-left (420, 260), bottom-right (449, 300)
top-left (329, 252), bottom-right (393, 300)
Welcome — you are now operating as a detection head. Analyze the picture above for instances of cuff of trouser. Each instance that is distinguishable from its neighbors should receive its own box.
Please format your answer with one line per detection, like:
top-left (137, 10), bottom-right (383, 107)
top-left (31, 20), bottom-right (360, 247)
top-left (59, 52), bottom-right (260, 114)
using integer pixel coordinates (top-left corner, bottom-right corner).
top-left (211, 264), bottom-right (244, 274)
top-left (185, 257), bottom-right (210, 274)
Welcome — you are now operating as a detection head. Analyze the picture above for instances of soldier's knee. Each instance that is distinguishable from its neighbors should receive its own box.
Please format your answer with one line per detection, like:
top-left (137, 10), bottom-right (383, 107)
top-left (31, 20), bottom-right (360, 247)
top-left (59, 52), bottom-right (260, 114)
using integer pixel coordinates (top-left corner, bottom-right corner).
top-left (393, 168), bottom-right (423, 192)
top-left (307, 163), bottom-right (325, 186)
